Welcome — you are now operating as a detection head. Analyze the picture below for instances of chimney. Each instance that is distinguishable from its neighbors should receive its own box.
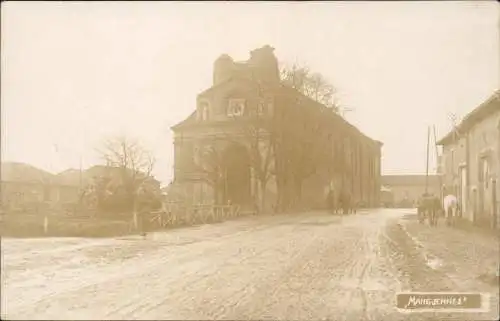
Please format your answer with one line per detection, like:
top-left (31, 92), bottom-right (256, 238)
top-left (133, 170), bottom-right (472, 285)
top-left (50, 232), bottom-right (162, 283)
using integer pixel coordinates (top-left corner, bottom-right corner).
top-left (248, 45), bottom-right (280, 83)
top-left (213, 54), bottom-right (234, 85)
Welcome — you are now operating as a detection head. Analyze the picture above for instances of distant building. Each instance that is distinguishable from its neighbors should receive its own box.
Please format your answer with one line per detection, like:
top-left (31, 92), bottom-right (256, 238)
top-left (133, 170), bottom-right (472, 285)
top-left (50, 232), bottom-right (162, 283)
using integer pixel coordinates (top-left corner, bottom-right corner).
top-left (0, 162), bottom-right (80, 212)
top-left (170, 45), bottom-right (382, 212)
top-left (380, 186), bottom-right (394, 207)
top-left (1, 163), bottom-right (162, 214)
top-left (437, 90), bottom-right (500, 228)
top-left (381, 175), bottom-right (441, 207)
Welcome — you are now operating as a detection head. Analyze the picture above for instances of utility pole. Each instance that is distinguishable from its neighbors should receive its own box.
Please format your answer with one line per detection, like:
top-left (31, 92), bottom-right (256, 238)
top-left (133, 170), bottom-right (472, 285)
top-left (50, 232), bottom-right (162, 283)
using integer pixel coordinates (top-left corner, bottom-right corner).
top-left (448, 113), bottom-right (460, 196)
top-left (432, 125), bottom-right (442, 200)
top-left (425, 126), bottom-right (430, 194)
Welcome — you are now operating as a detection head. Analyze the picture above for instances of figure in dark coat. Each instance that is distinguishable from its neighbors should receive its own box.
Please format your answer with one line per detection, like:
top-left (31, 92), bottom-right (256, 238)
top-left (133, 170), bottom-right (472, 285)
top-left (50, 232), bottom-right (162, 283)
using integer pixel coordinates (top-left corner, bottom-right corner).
top-left (326, 190), bottom-right (334, 214)
top-left (417, 193), bottom-right (442, 226)
top-left (338, 191), bottom-right (351, 215)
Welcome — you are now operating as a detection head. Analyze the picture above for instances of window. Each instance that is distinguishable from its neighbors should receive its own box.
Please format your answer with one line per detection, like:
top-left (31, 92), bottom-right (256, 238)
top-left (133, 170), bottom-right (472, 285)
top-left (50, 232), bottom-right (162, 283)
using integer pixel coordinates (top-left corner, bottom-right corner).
top-left (259, 100), bottom-right (273, 116)
top-left (483, 158), bottom-right (489, 188)
top-left (198, 102), bottom-right (209, 121)
top-left (227, 99), bottom-right (245, 117)
top-left (193, 146), bottom-right (200, 165)
top-left (257, 101), bottom-right (266, 115)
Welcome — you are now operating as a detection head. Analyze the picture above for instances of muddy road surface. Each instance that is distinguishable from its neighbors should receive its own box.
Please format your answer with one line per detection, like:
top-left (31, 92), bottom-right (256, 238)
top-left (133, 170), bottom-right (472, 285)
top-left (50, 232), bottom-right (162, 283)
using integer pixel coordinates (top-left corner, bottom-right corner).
top-left (2, 209), bottom-right (498, 320)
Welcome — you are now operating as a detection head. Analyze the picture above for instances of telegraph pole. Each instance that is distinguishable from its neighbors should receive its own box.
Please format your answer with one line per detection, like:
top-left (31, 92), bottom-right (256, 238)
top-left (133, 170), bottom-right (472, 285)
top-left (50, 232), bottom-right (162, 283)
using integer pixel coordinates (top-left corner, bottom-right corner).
top-left (432, 125), bottom-right (442, 200)
top-left (449, 113), bottom-right (459, 194)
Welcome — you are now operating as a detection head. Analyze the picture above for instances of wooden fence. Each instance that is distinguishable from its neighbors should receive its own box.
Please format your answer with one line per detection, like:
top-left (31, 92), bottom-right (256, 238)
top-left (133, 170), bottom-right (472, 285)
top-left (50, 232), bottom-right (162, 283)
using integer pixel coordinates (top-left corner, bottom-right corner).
top-left (139, 204), bottom-right (244, 231)
top-left (1, 203), bottom-right (254, 237)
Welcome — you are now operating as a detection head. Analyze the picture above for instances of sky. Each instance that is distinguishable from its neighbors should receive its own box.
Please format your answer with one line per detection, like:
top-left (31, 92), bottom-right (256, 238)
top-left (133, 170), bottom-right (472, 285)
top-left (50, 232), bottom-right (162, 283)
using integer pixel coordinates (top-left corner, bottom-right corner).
top-left (2, 1), bottom-right (499, 185)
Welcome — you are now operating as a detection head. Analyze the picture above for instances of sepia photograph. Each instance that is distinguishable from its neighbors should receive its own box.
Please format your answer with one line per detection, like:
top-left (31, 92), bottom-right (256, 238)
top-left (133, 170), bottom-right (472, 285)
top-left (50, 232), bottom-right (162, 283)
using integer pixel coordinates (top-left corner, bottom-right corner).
top-left (1, 1), bottom-right (499, 320)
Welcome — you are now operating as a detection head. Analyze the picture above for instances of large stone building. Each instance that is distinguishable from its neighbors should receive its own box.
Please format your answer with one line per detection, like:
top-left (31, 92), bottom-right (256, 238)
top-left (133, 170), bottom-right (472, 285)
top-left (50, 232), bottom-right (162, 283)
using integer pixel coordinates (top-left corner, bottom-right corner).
top-left (437, 90), bottom-right (500, 228)
top-left (170, 45), bottom-right (382, 213)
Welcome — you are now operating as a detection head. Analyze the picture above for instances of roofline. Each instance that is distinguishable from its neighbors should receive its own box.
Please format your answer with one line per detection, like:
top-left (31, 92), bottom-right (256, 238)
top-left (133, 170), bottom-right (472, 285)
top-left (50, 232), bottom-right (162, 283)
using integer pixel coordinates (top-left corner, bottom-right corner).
top-left (173, 80), bottom-right (384, 146)
top-left (171, 111), bottom-right (197, 131)
top-left (197, 75), bottom-right (257, 98)
top-left (279, 84), bottom-right (382, 145)
top-left (437, 90), bottom-right (500, 146)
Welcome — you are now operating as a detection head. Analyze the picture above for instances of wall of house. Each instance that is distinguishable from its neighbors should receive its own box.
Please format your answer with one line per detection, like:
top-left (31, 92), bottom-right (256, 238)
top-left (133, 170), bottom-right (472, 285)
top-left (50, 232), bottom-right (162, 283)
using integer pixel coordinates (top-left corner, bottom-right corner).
top-left (1, 181), bottom-right (80, 212)
top-left (441, 109), bottom-right (500, 225)
top-left (466, 110), bottom-right (500, 225)
top-left (350, 140), bottom-right (381, 207)
top-left (50, 185), bottom-right (80, 205)
top-left (441, 136), bottom-right (467, 193)
top-left (1, 182), bottom-right (44, 209)
top-left (297, 133), bottom-right (381, 209)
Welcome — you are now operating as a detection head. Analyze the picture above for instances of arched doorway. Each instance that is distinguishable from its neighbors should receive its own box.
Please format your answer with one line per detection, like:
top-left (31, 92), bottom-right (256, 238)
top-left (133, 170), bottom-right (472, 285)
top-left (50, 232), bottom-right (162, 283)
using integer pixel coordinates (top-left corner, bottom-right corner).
top-left (222, 143), bottom-right (251, 206)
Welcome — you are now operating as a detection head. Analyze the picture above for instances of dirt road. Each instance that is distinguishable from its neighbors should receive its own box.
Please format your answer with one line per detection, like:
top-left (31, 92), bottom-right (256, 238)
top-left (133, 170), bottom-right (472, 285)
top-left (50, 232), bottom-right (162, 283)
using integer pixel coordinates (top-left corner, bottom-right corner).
top-left (2, 209), bottom-right (498, 320)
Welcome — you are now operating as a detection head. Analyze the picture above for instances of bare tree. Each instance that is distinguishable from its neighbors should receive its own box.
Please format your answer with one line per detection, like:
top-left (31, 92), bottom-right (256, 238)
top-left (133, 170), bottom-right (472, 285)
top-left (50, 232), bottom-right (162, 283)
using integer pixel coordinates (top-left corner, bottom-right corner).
top-left (96, 135), bottom-right (156, 229)
top-left (241, 116), bottom-right (275, 212)
top-left (193, 142), bottom-right (225, 205)
top-left (283, 104), bottom-right (334, 208)
top-left (280, 63), bottom-right (340, 112)
top-left (239, 77), bottom-right (277, 212)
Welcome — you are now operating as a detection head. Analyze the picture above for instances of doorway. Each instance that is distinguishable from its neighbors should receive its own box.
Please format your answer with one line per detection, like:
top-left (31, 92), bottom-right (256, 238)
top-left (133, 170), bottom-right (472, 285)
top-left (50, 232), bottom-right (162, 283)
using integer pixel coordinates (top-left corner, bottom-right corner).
top-left (222, 143), bottom-right (251, 206)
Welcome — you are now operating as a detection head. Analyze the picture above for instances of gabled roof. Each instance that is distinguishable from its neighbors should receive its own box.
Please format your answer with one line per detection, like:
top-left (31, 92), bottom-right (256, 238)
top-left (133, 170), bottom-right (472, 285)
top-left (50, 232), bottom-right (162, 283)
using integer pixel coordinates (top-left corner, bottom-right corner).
top-left (55, 169), bottom-right (84, 186)
top-left (197, 74), bottom-right (272, 98)
top-left (278, 84), bottom-right (382, 146)
top-left (171, 111), bottom-right (197, 131)
top-left (437, 90), bottom-right (500, 146)
top-left (1, 162), bottom-right (55, 183)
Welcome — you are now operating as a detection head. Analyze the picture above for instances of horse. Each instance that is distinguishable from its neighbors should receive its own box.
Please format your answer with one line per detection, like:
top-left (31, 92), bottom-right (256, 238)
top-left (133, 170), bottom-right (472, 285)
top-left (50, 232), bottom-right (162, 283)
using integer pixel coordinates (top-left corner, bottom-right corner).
top-left (338, 191), bottom-right (353, 215)
top-left (417, 193), bottom-right (442, 226)
top-left (443, 194), bottom-right (459, 227)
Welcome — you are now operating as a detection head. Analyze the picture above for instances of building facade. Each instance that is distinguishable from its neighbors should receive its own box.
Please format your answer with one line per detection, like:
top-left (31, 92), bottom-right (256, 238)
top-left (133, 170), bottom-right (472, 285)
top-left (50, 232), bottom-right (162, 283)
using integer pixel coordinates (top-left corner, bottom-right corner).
top-left (170, 45), bottom-right (382, 213)
top-left (437, 91), bottom-right (500, 228)
top-left (381, 175), bottom-right (441, 207)
top-left (1, 162), bottom-right (80, 212)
